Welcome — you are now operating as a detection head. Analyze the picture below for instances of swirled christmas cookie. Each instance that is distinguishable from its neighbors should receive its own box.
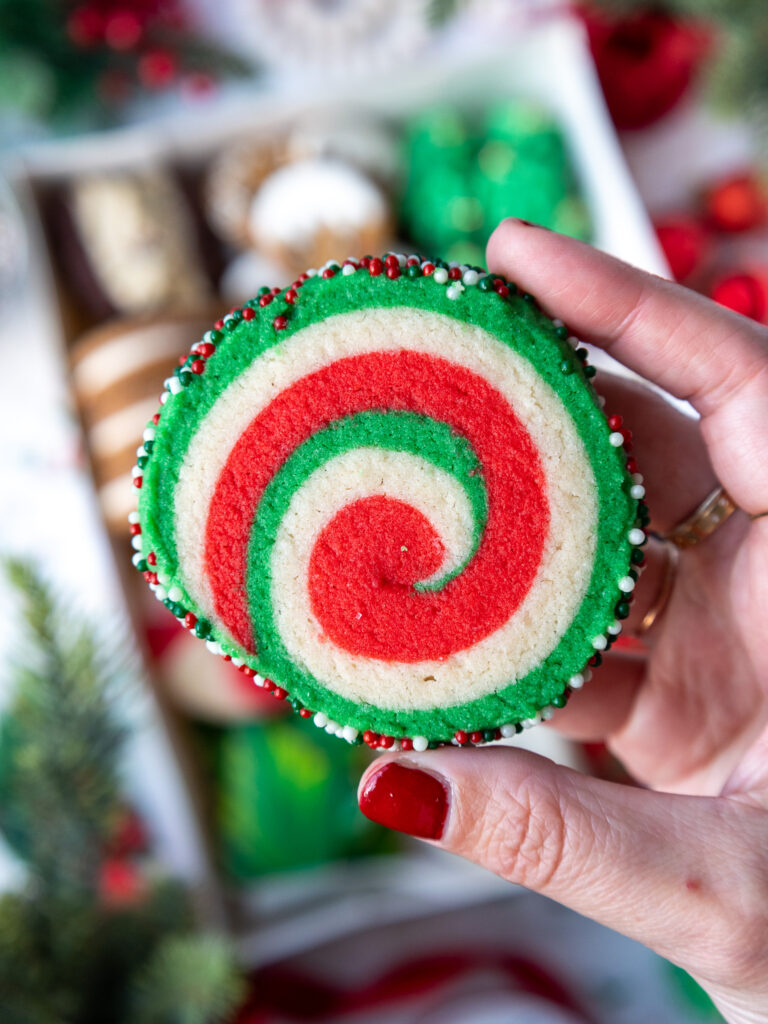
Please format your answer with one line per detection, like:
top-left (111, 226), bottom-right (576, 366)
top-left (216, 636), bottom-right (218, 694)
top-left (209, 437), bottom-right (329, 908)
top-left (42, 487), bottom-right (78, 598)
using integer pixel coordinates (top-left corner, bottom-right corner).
top-left (131, 255), bottom-right (647, 751)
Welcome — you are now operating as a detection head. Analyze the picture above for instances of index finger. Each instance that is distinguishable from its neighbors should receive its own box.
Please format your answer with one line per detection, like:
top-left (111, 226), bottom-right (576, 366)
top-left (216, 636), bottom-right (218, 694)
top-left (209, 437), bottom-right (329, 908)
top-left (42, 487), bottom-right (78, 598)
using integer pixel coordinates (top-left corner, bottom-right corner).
top-left (486, 219), bottom-right (768, 513)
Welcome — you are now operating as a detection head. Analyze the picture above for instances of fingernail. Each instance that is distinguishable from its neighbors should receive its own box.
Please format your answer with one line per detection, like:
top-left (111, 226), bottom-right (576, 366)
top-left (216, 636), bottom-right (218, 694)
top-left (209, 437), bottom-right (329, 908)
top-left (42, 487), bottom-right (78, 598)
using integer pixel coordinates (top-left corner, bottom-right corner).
top-left (513, 218), bottom-right (550, 230)
top-left (358, 762), bottom-right (449, 840)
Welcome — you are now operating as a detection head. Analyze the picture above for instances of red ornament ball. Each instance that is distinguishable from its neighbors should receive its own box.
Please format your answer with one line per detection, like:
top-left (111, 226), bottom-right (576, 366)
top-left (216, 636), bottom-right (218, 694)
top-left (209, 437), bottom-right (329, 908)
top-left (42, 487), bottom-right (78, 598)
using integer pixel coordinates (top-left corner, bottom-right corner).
top-left (710, 270), bottom-right (768, 324)
top-left (702, 174), bottom-right (767, 234)
top-left (654, 215), bottom-right (711, 281)
top-left (584, 10), bottom-right (709, 130)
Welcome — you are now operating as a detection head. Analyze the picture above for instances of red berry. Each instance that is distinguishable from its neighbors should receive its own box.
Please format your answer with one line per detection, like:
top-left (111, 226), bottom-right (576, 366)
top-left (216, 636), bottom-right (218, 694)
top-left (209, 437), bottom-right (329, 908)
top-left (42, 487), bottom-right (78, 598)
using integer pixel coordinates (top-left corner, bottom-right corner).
top-left (146, 552), bottom-right (157, 566)
top-left (67, 6), bottom-right (104, 47)
top-left (607, 414), bottom-right (623, 430)
top-left (138, 49), bottom-right (177, 91)
top-left (368, 258), bottom-right (384, 276)
top-left (386, 266), bottom-right (400, 280)
top-left (299, 708), bottom-right (312, 718)
top-left (285, 289), bottom-right (298, 304)
top-left (190, 359), bottom-right (205, 375)
top-left (454, 730), bottom-right (468, 745)
top-left (184, 612), bottom-right (197, 629)
top-left (448, 266), bottom-right (462, 280)
top-left (654, 215), bottom-right (711, 281)
top-left (469, 731), bottom-right (483, 744)
top-left (703, 174), bottom-right (767, 234)
top-left (129, 523), bottom-right (141, 536)
top-left (400, 738), bottom-right (413, 751)
top-left (273, 315), bottom-right (288, 331)
top-left (258, 293), bottom-right (273, 307)
top-left (241, 307), bottom-right (255, 320)
top-left (104, 10), bottom-right (142, 51)
top-left (710, 271), bottom-right (768, 323)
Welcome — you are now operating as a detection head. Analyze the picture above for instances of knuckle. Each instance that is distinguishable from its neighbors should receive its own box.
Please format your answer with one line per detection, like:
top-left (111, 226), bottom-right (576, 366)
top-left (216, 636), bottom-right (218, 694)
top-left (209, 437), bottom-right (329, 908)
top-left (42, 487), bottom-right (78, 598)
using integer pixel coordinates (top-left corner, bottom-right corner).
top-left (470, 773), bottom-right (573, 891)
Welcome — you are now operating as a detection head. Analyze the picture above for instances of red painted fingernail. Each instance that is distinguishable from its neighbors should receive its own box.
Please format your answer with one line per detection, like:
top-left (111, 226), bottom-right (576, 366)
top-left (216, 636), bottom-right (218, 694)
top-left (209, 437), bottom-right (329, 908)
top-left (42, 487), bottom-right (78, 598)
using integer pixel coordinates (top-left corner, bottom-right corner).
top-left (358, 762), bottom-right (448, 839)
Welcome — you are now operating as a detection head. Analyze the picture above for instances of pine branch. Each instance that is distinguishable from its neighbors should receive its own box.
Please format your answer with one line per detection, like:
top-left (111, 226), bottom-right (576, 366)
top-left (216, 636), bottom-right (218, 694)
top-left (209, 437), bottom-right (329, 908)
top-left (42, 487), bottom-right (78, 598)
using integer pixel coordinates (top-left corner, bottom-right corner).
top-left (131, 935), bottom-right (245, 1024)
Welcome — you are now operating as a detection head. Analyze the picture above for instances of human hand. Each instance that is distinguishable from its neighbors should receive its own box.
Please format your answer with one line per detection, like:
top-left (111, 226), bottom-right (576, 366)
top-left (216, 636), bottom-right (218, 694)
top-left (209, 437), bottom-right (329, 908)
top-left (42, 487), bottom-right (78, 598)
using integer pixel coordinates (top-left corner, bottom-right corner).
top-left (358, 219), bottom-right (768, 1023)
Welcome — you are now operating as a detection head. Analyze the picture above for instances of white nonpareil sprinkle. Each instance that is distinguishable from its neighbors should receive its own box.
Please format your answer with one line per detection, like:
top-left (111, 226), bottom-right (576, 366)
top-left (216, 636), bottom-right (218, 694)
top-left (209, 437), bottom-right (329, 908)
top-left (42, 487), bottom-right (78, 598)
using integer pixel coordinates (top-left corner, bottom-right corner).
top-left (500, 723), bottom-right (517, 738)
top-left (569, 673), bottom-right (584, 689)
top-left (433, 268), bottom-right (449, 284)
top-left (412, 736), bottom-right (429, 752)
top-left (462, 269), bottom-right (479, 286)
top-left (592, 634), bottom-right (608, 650)
top-left (607, 620), bottom-right (622, 636)
top-left (446, 283), bottom-right (464, 300)
top-left (609, 431), bottom-right (624, 446)
top-left (342, 726), bottom-right (358, 744)
top-left (131, 535), bottom-right (143, 551)
top-left (128, 511), bottom-right (140, 524)
top-left (168, 586), bottom-right (183, 602)
top-left (618, 576), bottom-right (636, 593)
top-left (131, 464), bottom-right (142, 479)
top-left (143, 427), bottom-right (155, 442)
top-left (630, 484), bottom-right (646, 499)
top-left (342, 263), bottom-right (356, 275)
top-left (313, 712), bottom-right (328, 728)
top-left (541, 707), bottom-right (554, 721)
top-left (628, 528), bottom-right (646, 545)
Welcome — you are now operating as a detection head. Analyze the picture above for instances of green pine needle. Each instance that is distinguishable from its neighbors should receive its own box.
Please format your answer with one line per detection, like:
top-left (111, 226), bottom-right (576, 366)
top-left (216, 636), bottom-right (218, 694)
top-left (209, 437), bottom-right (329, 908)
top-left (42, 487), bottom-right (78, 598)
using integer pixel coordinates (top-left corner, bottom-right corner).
top-left (131, 935), bottom-right (246, 1024)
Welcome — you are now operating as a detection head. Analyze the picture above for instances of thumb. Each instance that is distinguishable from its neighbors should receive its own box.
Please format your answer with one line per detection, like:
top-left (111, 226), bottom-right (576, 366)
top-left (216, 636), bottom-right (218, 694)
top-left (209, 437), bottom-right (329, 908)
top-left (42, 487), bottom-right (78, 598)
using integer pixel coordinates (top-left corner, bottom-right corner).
top-left (358, 748), bottom-right (768, 996)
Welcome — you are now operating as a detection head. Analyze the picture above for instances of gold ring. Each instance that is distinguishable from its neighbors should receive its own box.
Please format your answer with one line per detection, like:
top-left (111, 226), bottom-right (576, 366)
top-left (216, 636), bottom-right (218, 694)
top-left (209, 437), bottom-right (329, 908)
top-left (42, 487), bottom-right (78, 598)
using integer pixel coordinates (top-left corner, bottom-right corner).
top-left (638, 542), bottom-right (679, 635)
top-left (666, 486), bottom-right (738, 550)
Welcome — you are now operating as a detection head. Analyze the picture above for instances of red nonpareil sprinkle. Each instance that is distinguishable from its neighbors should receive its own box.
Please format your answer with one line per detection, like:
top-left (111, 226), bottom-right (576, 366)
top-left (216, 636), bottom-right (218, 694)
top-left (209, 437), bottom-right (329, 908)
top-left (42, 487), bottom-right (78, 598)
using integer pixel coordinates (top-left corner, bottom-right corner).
top-left (241, 666), bottom-right (256, 677)
top-left (129, 523), bottom-right (141, 536)
top-left (386, 266), bottom-right (400, 280)
top-left (470, 731), bottom-right (483, 744)
top-left (242, 307), bottom-right (256, 321)
top-left (190, 360), bottom-right (205, 375)
top-left (196, 342), bottom-right (216, 358)
top-left (448, 266), bottom-right (462, 280)
top-left (379, 735), bottom-right (394, 749)
top-left (133, 476), bottom-right (142, 488)
top-left (299, 708), bottom-right (313, 718)
top-left (272, 687), bottom-right (288, 700)
top-left (146, 552), bottom-right (157, 566)
top-left (214, 319), bottom-right (224, 330)
top-left (321, 268), bottom-right (335, 279)
top-left (384, 254), bottom-right (399, 269)
top-left (368, 257), bottom-right (384, 276)
top-left (152, 413), bottom-right (161, 425)
top-left (184, 612), bottom-right (197, 629)
top-left (273, 315), bottom-right (288, 331)
top-left (494, 282), bottom-right (510, 298)
top-left (400, 738), bottom-right (413, 751)
top-left (406, 257), bottom-right (419, 267)
top-left (363, 730), bottom-right (378, 746)
top-left (359, 256), bottom-right (372, 268)
top-left (454, 730), bottom-right (468, 745)
top-left (422, 262), bottom-right (435, 275)
top-left (626, 456), bottom-right (639, 474)
top-left (607, 414), bottom-right (623, 430)
top-left (285, 289), bottom-right (298, 304)
top-left (258, 293), bottom-right (273, 307)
